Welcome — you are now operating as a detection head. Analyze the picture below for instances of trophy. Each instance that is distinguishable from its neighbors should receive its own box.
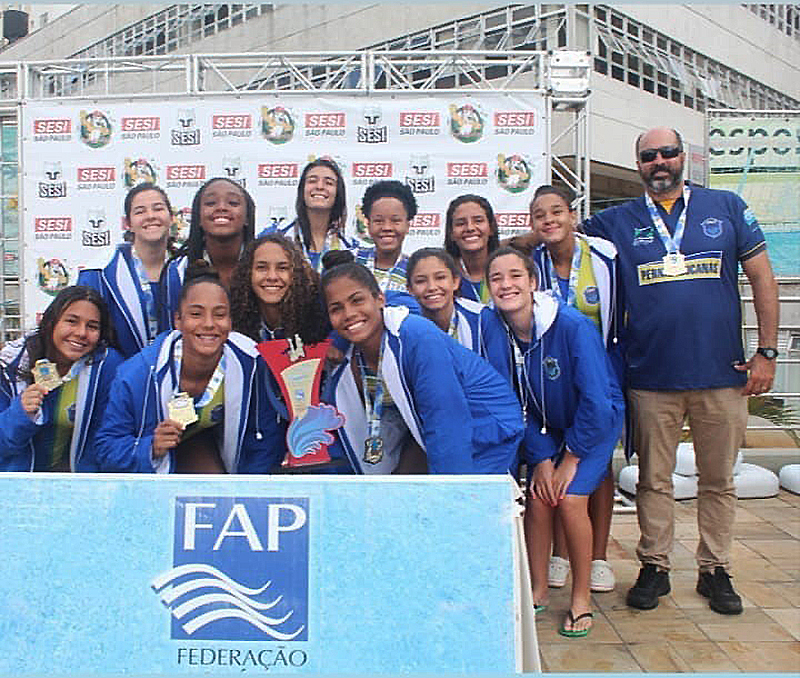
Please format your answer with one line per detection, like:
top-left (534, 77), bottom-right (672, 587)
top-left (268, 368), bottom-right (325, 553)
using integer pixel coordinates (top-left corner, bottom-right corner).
top-left (258, 335), bottom-right (344, 468)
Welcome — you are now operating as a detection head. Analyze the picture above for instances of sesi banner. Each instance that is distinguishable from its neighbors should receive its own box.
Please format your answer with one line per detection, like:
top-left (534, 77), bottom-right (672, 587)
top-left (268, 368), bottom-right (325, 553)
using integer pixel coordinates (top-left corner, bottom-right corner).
top-left (21, 93), bottom-right (547, 327)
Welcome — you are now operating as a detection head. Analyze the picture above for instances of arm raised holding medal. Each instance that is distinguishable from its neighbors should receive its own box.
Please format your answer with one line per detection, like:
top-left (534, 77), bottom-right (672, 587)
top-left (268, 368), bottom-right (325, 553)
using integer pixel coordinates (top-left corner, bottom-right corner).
top-left (0, 286), bottom-right (122, 472)
top-left (95, 264), bottom-right (285, 474)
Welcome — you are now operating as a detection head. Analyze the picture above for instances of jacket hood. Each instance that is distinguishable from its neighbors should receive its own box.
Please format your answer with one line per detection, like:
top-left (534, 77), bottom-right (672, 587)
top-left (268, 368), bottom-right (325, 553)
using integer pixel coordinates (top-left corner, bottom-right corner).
top-left (533, 291), bottom-right (558, 341)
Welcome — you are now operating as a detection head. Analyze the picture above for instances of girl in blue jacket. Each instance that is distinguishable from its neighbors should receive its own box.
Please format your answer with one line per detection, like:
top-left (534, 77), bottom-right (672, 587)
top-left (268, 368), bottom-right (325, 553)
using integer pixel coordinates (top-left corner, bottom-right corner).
top-left (480, 246), bottom-right (624, 638)
top-left (78, 183), bottom-right (176, 358)
top-left (405, 247), bottom-right (483, 353)
top-left (94, 266), bottom-right (284, 474)
top-left (258, 158), bottom-right (356, 273)
top-left (162, 177), bottom-right (257, 322)
top-left (0, 286), bottom-right (123, 471)
top-left (530, 184), bottom-right (624, 594)
top-left (321, 261), bottom-right (523, 475)
top-left (444, 194), bottom-right (500, 303)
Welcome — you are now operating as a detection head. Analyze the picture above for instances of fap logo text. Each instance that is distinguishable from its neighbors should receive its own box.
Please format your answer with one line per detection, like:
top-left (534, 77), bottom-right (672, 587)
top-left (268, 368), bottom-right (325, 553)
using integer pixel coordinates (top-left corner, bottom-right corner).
top-left (152, 497), bottom-right (309, 642)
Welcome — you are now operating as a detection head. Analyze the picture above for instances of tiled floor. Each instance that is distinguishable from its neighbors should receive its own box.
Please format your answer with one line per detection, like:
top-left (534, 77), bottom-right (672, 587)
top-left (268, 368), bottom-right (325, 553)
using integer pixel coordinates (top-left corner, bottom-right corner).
top-left (535, 490), bottom-right (800, 672)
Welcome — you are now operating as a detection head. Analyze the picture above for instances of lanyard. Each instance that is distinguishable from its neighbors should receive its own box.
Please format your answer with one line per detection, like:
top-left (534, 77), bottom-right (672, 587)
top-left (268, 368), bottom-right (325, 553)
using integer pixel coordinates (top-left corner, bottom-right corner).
top-left (645, 185), bottom-right (691, 255)
top-left (355, 334), bottom-right (386, 442)
top-left (510, 332), bottom-right (529, 421)
top-left (460, 261), bottom-right (490, 303)
top-left (546, 238), bottom-right (582, 307)
top-left (361, 249), bottom-right (405, 293)
top-left (447, 307), bottom-right (458, 340)
top-left (58, 355), bottom-right (88, 386)
top-left (296, 224), bottom-right (345, 273)
top-left (131, 250), bottom-right (163, 342)
top-left (173, 338), bottom-right (226, 408)
top-left (259, 323), bottom-right (284, 342)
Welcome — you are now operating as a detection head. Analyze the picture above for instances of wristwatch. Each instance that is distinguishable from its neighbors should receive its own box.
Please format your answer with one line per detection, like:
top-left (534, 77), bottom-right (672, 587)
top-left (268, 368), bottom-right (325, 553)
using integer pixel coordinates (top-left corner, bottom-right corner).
top-left (756, 347), bottom-right (779, 360)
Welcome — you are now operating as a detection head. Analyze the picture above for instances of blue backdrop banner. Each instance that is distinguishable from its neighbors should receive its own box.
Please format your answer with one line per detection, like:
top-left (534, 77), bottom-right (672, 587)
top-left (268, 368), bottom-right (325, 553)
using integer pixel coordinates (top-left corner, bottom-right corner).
top-left (0, 474), bottom-right (531, 675)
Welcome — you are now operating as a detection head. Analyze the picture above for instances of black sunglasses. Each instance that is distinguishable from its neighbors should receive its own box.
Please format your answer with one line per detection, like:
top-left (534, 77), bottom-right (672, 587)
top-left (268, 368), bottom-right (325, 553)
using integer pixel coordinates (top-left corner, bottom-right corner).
top-left (639, 145), bottom-right (682, 163)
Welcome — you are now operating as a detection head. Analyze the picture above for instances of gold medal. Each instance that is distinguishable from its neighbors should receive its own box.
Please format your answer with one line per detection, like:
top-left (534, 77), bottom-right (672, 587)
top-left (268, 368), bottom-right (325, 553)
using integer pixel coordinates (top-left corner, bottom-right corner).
top-left (32, 359), bottom-right (62, 390)
top-left (167, 391), bottom-right (199, 427)
top-left (363, 436), bottom-right (384, 464)
top-left (662, 252), bottom-right (687, 276)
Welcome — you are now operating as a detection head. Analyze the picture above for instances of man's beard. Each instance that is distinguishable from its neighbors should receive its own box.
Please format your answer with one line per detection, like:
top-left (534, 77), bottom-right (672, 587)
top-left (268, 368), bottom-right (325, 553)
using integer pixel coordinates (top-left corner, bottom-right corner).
top-left (642, 162), bottom-right (683, 195)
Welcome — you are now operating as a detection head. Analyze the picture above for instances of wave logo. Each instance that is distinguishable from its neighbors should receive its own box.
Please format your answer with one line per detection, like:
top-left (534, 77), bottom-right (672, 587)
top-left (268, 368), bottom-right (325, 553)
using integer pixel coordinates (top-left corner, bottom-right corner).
top-left (156, 497), bottom-right (309, 641)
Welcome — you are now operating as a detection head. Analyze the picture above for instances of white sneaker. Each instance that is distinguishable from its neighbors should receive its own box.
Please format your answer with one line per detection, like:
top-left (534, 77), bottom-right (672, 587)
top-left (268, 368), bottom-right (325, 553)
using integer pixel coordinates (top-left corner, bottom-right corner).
top-left (590, 559), bottom-right (616, 592)
top-left (548, 556), bottom-right (570, 588)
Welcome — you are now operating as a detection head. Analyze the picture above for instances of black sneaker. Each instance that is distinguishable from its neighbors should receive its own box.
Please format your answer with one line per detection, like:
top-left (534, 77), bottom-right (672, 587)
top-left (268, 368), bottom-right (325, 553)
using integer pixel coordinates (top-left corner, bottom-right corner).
top-left (697, 567), bottom-right (743, 615)
top-left (626, 564), bottom-right (671, 610)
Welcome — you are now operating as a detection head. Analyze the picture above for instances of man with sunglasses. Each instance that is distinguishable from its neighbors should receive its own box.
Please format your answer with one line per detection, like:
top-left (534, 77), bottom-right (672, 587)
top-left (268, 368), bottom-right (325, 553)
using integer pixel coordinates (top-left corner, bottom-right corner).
top-left (583, 126), bottom-right (779, 615)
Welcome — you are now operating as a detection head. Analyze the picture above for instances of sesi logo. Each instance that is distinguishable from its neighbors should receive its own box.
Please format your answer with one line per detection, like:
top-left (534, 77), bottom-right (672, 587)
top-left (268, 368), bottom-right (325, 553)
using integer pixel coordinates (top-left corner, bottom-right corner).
top-left (494, 112), bottom-right (538, 136)
top-left (496, 212), bottom-right (530, 228)
top-left (305, 113), bottom-right (346, 138)
top-left (34, 119), bottom-right (71, 134)
top-left (121, 117), bottom-right (160, 131)
top-left (352, 162), bottom-right (392, 178)
top-left (151, 497), bottom-right (309, 642)
top-left (166, 165), bottom-right (206, 181)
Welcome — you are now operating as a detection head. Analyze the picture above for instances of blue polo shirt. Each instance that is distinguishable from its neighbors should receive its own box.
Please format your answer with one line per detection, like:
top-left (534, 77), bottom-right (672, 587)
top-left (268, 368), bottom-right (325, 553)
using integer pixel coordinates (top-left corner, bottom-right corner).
top-left (583, 186), bottom-right (765, 391)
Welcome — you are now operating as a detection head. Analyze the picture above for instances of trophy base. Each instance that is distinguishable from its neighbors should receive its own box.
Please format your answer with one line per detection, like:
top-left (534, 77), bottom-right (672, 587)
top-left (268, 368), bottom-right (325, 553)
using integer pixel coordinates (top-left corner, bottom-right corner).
top-left (273, 458), bottom-right (349, 474)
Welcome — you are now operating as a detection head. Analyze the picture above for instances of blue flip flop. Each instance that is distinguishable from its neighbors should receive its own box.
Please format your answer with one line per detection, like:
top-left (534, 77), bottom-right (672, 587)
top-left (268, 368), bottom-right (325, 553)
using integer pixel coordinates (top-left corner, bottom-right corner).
top-left (558, 610), bottom-right (593, 638)
top-left (534, 603), bottom-right (547, 615)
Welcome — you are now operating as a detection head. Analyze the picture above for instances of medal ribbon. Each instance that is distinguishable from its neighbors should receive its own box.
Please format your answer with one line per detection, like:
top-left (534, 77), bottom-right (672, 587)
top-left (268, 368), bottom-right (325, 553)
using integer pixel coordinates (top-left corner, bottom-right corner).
top-left (295, 223), bottom-right (346, 273)
top-left (131, 250), bottom-right (164, 342)
top-left (355, 333), bottom-right (386, 443)
top-left (447, 307), bottom-right (458, 340)
top-left (360, 249), bottom-right (405, 293)
top-left (173, 338), bottom-right (226, 408)
top-left (259, 323), bottom-right (284, 342)
top-left (546, 238), bottom-right (582, 307)
top-left (59, 355), bottom-right (89, 385)
top-left (510, 332), bottom-right (530, 421)
top-left (644, 185), bottom-right (691, 256)
top-left (460, 261), bottom-right (491, 303)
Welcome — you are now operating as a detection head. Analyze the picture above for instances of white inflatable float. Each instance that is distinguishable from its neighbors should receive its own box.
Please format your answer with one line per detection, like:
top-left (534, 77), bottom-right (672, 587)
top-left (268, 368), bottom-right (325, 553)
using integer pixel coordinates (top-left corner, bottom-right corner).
top-left (618, 443), bottom-right (778, 499)
top-left (779, 464), bottom-right (800, 494)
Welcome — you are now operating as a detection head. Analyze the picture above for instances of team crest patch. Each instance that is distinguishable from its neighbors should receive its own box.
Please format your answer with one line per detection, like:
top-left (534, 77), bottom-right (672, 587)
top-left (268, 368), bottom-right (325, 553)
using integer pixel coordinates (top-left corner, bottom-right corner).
top-left (701, 217), bottom-right (723, 239)
top-left (210, 404), bottom-right (224, 423)
top-left (67, 403), bottom-right (76, 424)
top-left (632, 224), bottom-right (655, 246)
top-left (543, 356), bottom-right (561, 380)
top-left (583, 286), bottom-right (599, 305)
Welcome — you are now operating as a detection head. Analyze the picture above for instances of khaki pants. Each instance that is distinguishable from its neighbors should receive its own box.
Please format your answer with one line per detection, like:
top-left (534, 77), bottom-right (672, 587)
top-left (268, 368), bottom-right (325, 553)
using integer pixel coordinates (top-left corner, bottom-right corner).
top-left (628, 387), bottom-right (746, 572)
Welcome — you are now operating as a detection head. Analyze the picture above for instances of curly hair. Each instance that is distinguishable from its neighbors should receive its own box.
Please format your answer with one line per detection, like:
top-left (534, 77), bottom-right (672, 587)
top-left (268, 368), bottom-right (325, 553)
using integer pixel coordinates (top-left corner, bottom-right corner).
top-left (230, 234), bottom-right (330, 345)
top-left (20, 285), bottom-right (116, 381)
top-left (361, 180), bottom-right (418, 220)
top-left (175, 177), bottom-right (256, 264)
